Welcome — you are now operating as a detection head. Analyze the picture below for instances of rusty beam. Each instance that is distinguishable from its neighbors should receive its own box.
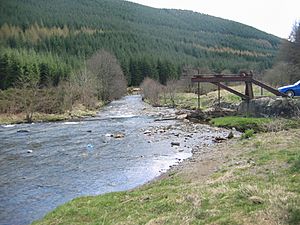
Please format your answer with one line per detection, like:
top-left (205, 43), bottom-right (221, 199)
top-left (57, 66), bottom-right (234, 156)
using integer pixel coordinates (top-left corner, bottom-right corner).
top-left (191, 75), bottom-right (252, 83)
top-left (212, 82), bottom-right (250, 100)
top-left (251, 79), bottom-right (287, 97)
top-left (191, 73), bottom-right (287, 100)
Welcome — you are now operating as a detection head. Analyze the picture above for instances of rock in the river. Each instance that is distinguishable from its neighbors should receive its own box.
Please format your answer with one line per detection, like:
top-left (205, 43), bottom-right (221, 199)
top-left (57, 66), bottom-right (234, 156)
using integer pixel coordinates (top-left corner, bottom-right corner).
top-left (27, 150), bottom-right (33, 153)
top-left (171, 142), bottom-right (180, 147)
top-left (143, 130), bottom-right (152, 135)
top-left (17, 130), bottom-right (29, 133)
top-left (114, 133), bottom-right (125, 138)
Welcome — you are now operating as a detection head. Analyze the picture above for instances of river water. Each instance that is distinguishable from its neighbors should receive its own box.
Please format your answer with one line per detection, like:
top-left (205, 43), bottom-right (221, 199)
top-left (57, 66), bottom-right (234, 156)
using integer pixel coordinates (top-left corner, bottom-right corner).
top-left (0, 95), bottom-right (229, 225)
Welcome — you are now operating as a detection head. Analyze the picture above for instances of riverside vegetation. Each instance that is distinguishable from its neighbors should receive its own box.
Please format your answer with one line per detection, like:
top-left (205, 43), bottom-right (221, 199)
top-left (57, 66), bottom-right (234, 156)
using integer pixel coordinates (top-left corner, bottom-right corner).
top-left (0, 50), bottom-right (127, 124)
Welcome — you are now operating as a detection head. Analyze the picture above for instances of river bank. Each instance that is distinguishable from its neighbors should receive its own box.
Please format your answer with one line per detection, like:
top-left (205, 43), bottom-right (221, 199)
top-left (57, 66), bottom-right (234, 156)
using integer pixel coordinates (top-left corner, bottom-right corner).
top-left (34, 128), bottom-right (300, 225)
top-left (0, 103), bottom-right (103, 125)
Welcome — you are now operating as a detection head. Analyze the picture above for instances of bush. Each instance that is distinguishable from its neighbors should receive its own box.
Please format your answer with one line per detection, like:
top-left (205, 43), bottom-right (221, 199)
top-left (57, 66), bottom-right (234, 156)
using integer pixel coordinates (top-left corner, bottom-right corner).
top-left (241, 129), bottom-right (255, 139)
top-left (140, 77), bottom-right (163, 106)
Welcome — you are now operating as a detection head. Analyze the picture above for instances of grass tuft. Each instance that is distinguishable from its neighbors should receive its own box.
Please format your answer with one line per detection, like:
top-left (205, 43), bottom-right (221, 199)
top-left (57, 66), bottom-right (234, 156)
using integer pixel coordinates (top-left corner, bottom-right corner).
top-left (241, 129), bottom-right (255, 139)
top-left (210, 116), bottom-right (271, 132)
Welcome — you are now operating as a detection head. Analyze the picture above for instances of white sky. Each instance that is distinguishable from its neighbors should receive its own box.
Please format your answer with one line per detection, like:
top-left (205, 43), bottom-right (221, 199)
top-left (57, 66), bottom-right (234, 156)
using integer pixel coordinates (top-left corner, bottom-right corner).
top-left (127, 0), bottom-right (300, 39)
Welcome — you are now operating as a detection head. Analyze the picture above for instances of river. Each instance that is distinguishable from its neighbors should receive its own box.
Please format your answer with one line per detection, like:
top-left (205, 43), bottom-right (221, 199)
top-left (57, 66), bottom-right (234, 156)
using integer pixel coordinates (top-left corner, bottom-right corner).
top-left (0, 95), bottom-right (230, 225)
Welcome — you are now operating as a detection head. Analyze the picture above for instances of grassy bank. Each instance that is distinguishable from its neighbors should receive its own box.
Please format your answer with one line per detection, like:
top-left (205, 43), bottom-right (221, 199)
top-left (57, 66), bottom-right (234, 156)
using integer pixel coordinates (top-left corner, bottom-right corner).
top-left (33, 126), bottom-right (300, 225)
top-left (210, 116), bottom-right (300, 133)
top-left (0, 103), bottom-right (103, 125)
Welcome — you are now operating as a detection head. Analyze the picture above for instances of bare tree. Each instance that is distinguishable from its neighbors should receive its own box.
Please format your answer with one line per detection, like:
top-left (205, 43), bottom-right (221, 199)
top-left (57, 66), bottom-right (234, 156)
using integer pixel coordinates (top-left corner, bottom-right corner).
top-left (87, 50), bottom-right (127, 102)
top-left (263, 63), bottom-right (291, 86)
top-left (16, 65), bottom-right (40, 122)
top-left (165, 79), bottom-right (178, 107)
top-left (177, 66), bottom-right (216, 94)
top-left (140, 77), bottom-right (162, 106)
top-left (277, 21), bottom-right (300, 83)
top-left (68, 64), bottom-right (98, 109)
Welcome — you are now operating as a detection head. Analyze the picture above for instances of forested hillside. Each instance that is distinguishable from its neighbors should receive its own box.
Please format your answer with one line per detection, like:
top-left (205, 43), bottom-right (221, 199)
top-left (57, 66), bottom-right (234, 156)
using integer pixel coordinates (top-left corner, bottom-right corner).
top-left (0, 0), bottom-right (281, 88)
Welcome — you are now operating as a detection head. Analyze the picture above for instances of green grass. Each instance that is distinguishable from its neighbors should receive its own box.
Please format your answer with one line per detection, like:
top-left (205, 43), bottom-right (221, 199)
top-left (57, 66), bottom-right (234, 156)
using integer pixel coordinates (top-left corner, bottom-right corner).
top-left (240, 129), bottom-right (255, 139)
top-left (33, 128), bottom-right (300, 225)
top-left (210, 116), bottom-right (300, 133)
top-left (0, 103), bottom-right (102, 124)
top-left (210, 116), bottom-right (272, 132)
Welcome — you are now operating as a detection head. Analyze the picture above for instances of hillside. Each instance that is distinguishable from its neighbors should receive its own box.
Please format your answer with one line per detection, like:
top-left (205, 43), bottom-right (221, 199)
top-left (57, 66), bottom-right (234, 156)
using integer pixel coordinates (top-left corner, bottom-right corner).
top-left (0, 0), bottom-right (282, 88)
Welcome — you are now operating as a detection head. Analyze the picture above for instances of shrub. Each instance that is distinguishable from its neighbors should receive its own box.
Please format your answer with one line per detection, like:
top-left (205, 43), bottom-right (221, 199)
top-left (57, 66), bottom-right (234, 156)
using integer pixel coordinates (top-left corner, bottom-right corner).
top-left (241, 129), bottom-right (255, 139)
top-left (140, 77), bottom-right (163, 106)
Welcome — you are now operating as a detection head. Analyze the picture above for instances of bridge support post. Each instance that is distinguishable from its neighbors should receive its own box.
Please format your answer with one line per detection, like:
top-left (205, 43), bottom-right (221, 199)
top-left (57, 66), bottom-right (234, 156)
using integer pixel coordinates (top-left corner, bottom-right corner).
top-left (197, 82), bottom-right (200, 110)
top-left (245, 81), bottom-right (254, 100)
top-left (218, 84), bottom-right (221, 108)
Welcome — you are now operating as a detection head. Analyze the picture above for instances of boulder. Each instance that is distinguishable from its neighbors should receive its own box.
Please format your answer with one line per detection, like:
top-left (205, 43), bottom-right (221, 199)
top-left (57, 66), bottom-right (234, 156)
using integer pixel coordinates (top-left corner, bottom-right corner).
top-left (176, 114), bottom-right (188, 120)
top-left (238, 97), bottom-right (300, 118)
top-left (203, 107), bottom-right (237, 118)
top-left (187, 109), bottom-right (207, 122)
top-left (212, 101), bottom-right (239, 110)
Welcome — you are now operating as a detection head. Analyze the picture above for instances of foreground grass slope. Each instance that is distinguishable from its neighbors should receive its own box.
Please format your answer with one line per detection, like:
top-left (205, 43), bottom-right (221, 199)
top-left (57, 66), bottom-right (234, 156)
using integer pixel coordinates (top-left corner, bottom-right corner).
top-left (34, 128), bottom-right (300, 225)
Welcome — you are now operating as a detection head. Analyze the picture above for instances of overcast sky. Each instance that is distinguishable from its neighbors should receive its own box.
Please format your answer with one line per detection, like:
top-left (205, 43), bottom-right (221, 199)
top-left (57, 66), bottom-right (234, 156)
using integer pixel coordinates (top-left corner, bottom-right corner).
top-left (127, 0), bottom-right (300, 39)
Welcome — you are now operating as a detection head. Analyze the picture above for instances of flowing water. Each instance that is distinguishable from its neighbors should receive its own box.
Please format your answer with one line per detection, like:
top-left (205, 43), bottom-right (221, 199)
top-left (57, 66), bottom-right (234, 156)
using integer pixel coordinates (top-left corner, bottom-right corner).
top-left (0, 95), bottom-right (229, 225)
